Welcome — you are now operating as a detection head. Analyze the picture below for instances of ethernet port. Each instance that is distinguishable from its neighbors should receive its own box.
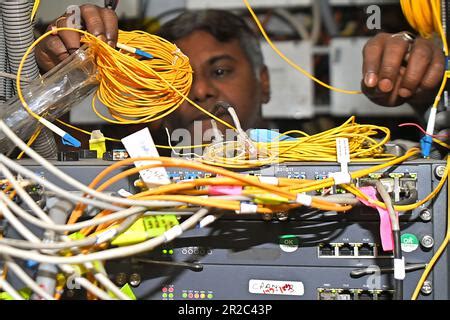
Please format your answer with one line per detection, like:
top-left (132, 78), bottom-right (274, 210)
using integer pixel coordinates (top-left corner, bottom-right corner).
top-left (318, 243), bottom-right (335, 257)
top-left (358, 243), bottom-right (375, 257)
top-left (358, 290), bottom-right (373, 300)
top-left (337, 244), bottom-right (354, 257)
top-left (375, 291), bottom-right (393, 300)
top-left (337, 290), bottom-right (352, 300)
top-left (318, 289), bottom-right (338, 300)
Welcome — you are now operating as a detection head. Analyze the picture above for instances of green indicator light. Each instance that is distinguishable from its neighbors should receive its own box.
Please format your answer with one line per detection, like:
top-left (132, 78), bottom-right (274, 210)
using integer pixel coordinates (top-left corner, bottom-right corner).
top-left (182, 293), bottom-right (188, 299)
top-left (169, 249), bottom-right (174, 255)
top-left (168, 293), bottom-right (174, 298)
top-left (207, 294), bottom-right (213, 299)
top-left (162, 293), bottom-right (168, 298)
top-left (162, 249), bottom-right (167, 254)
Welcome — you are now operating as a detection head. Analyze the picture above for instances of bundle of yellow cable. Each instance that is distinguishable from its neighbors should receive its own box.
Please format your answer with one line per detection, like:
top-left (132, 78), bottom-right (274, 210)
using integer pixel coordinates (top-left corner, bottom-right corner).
top-left (200, 117), bottom-right (395, 169)
top-left (400, 0), bottom-right (442, 40)
top-left (91, 30), bottom-right (193, 124)
top-left (17, 27), bottom-right (236, 130)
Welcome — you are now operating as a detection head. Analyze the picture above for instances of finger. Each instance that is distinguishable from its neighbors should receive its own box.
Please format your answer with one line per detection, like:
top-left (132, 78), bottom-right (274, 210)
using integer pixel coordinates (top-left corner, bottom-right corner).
top-left (418, 43), bottom-right (445, 92)
top-left (80, 4), bottom-right (106, 42)
top-left (54, 16), bottom-right (81, 54)
top-left (399, 38), bottom-right (435, 97)
top-left (362, 33), bottom-right (389, 88)
top-left (377, 35), bottom-right (411, 93)
top-left (100, 8), bottom-right (118, 47)
top-left (37, 35), bottom-right (70, 70)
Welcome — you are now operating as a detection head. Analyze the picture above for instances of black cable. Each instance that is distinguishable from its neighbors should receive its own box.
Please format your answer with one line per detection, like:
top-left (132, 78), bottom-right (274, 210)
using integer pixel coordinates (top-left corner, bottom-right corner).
top-left (393, 229), bottom-right (403, 300)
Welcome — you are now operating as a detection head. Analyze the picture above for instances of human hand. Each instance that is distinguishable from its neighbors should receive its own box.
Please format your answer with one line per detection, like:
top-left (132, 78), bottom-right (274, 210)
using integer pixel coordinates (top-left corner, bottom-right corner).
top-left (35, 4), bottom-right (118, 73)
top-left (362, 32), bottom-right (445, 107)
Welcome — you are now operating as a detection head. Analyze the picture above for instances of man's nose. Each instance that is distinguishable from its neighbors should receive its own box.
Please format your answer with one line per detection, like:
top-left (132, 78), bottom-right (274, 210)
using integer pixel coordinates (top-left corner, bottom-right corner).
top-left (190, 74), bottom-right (218, 103)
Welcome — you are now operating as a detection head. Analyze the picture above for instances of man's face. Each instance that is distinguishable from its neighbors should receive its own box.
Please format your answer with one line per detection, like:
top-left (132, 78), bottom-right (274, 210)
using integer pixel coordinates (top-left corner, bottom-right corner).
top-left (162, 30), bottom-right (270, 140)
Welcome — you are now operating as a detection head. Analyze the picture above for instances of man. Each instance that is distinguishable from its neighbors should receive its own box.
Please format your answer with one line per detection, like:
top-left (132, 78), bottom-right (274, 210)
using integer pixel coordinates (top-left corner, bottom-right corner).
top-left (35, 5), bottom-right (445, 140)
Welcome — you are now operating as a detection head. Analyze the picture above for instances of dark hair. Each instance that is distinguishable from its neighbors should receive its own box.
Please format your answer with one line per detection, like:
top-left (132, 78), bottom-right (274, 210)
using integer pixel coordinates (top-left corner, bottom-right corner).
top-left (157, 10), bottom-right (264, 76)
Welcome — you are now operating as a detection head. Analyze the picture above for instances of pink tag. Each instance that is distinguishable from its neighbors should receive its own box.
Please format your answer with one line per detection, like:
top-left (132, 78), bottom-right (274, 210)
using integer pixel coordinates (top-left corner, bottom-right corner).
top-left (209, 186), bottom-right (243, 196)
top-left (358, 186), bottom-right (396, 252)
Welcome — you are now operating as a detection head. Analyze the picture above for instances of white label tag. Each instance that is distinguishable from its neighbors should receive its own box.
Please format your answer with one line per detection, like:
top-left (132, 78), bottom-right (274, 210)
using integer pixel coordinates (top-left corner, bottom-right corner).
top-left (258, 176), bottom-right (279, 185)
top-left (237, 203), bottom-right (258, 214)
top-left (336, 138), bottom-right (350, 174)
top-left (121, 128), bottom-right (170, 187)
top-left (249, 279), bottom-right (304, 296)
top-left (394, 257), bottom-right (406, 280)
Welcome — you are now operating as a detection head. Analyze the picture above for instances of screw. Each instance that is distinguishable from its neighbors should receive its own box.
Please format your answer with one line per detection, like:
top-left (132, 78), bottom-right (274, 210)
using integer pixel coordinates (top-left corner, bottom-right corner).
top-left (420, 235), bottom-right (435, 249)
top-left (129, 273), bottom-right (141, 287)
top-left (115, 272), bottom-right (128, 287)
top-left (419, 209), bottom-right (432, 222)
top-left (435, 165), bottom-right (446, 179)
top-left (262, 214), bottom-right (272, 221)
top-left (421, 281), bottom-right (433, 295)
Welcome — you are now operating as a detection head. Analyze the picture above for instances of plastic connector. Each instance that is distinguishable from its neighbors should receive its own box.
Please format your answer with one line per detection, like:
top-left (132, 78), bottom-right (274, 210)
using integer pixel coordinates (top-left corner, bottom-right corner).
top-left (420, 135), bottom-right (433, 158)
top-left (62, 133), bottom-right (81, 148)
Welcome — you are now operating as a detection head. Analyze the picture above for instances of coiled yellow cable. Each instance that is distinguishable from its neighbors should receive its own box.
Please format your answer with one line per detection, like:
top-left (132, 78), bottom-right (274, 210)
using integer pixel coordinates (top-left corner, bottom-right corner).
top-left (16, 27), bottom-right (236, 135)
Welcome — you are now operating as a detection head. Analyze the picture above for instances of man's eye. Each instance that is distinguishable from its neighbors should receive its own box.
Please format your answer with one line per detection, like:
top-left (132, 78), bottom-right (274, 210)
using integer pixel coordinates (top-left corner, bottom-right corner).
top-left (213, 68), bottom-right (230, 77)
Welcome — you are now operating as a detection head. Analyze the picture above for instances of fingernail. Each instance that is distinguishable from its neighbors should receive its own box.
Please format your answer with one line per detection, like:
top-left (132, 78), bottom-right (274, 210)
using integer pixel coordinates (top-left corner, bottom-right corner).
top-left (399, 88), bottom-right (412, 98)
top-left (379, 79), bottom-right (393, 92)
top-left (364, 72), bottom-right (378, 87)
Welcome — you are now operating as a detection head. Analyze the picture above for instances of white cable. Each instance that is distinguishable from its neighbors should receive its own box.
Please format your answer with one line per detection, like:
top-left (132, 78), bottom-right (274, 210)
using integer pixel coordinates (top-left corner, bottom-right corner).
top-left (0, 121), bottom-right (184, 209)
top-left (0, 277), bottom-right (24, 300)
top-left (4, 258), bottom-right (55, 300)
top-left (0, 154), bottom-right (184, 210)
top-left (310, 0), bottom-right (322, 46)
top-left (0, 163), bottom-right (54, 224)
top-left (83, 262), bottom-right (131, 300)
top-left (0, 199), bottom-right (40, 242)
top-left (74, 277), bottom-right (113, 300)
top-left (0, 192), bottom-right (145, 233)
top-left (0, 209), bottom-right (210, 264)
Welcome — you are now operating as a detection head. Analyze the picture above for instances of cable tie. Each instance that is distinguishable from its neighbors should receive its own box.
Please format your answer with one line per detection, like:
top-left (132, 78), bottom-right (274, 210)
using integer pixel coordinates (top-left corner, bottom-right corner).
top-left (236, 202), bottom-right (258, 214)
top-left (164, 225), bottom-right (183, 242)
top-left (296, 193), bottom-right (312, 206)
top-left (394, 257), bottom-right (406, 280)
top-left (329, 172), bottom-right (352, 185)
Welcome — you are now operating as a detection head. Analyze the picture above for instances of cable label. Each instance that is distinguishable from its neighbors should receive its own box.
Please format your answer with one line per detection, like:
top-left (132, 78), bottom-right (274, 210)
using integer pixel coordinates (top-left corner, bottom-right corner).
top-left (122, 128), bottom-right (171, 187)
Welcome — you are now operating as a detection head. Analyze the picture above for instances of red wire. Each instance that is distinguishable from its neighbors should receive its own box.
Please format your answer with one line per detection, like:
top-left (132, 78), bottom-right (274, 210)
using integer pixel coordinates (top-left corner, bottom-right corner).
top-left (399, 123), bottom-right (449, 139)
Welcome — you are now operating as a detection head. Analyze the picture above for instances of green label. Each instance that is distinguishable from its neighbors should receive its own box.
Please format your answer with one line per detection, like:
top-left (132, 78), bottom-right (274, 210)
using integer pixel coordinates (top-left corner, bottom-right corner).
top-left (279, 235), bottom-right (299, 253)
top-left (401, 233), bottom-right (419, 253)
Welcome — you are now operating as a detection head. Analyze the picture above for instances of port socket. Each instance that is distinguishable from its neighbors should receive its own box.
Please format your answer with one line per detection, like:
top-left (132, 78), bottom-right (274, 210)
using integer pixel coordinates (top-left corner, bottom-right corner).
top-left (337, 243), bottom-right (355, 257)
top-left (357, 243), bottom-right (375, 257)
top-left (318, 243), bottom-right (336, 257)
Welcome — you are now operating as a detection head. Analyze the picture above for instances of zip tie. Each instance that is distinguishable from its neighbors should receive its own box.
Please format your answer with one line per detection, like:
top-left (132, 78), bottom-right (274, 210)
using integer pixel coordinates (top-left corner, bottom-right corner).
top-left (236, 203), bottom-right (258, 214)
top-left (258, 176), bottom-right (279, 185)
top-left (394, 257), bottom-right (406, 280)
top-left (164, 225), bottom-right (183, 242)
top-left (329, 172), bottom-right (352, 185)
top-left (296, 194), bottom-right (312, 206)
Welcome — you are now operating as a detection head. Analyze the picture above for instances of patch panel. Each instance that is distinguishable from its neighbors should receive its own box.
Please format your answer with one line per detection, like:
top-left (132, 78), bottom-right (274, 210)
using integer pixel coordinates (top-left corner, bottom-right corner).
top-left (317, 288), bottom-right (394, 300)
